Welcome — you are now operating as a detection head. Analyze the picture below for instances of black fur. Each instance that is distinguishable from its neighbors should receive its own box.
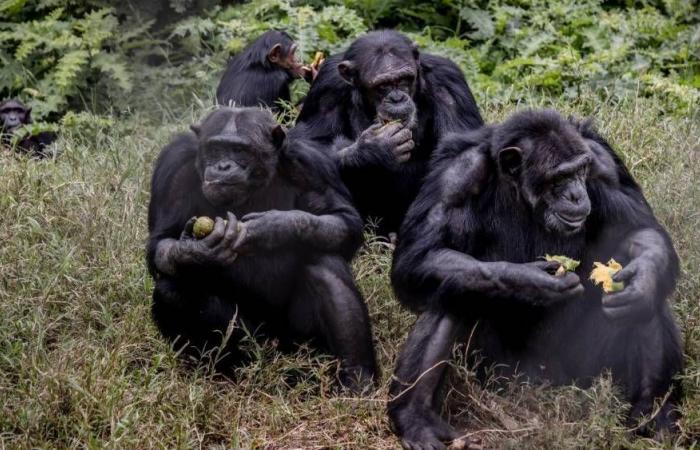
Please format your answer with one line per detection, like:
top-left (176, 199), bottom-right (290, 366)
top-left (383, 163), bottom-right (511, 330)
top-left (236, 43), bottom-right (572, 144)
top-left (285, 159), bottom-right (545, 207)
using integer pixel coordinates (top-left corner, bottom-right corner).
top-left (291, 30), bottom-right (483, 236)
top-left (216, 30), bottom-right (297, 111)
top-left (389, 110), bottom-right (683, 449)
top-left (147, 107), bottom-right (377, 388)
top-left (0, 98), bottom-right (55, 157)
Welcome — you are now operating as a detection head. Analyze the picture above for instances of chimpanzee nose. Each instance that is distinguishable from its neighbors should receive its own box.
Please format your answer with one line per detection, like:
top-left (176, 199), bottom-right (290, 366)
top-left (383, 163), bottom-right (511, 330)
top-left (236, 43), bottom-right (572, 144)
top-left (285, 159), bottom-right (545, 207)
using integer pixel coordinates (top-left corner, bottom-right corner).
top-left (566, 189), bottom-right (581, 205)
top-left (217, 162), bottom-right (231, 172)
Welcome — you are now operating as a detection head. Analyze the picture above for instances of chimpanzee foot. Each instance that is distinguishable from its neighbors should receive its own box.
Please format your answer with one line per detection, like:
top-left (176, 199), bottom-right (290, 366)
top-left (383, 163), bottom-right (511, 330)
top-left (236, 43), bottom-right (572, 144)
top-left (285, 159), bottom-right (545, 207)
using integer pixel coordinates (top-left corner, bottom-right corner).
top-left (393, 408), bottom-right (473, 450)
top-left (338, 364), bottom-right (377, 395)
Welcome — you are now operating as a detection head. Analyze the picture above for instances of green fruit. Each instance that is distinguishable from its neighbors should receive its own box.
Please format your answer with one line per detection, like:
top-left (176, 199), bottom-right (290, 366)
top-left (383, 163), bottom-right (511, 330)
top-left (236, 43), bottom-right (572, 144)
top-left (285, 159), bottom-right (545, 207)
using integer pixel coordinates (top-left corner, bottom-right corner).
top-left (193, 216), bottom-right (215, 239)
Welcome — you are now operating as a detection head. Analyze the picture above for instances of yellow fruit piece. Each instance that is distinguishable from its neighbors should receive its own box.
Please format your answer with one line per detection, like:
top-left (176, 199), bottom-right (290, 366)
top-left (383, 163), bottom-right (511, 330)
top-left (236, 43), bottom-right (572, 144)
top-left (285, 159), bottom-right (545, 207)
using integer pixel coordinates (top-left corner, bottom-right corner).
top-left (589, 259), bottom-right (625, 293)
top-left (545, 254), bottom-right (580, 276)
top-left (312, 51), bottom-right (324, 67)
top-left (193, 216), bottom-right (215, 239)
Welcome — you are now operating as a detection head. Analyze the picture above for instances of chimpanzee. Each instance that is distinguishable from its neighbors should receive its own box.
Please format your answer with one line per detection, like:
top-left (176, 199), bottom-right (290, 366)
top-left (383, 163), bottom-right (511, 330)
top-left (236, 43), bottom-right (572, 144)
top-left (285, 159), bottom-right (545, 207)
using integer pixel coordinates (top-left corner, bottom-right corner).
top-left (0, 98), bottom-right (55, 156)
top-left (389, 110), bottom-right (683, 449)
top-left (291, 30), bottom-right (483, 236)
top-left (216, 30), bottom-right (316, 111)
top-left (147, 106), bottom-right (377, 389)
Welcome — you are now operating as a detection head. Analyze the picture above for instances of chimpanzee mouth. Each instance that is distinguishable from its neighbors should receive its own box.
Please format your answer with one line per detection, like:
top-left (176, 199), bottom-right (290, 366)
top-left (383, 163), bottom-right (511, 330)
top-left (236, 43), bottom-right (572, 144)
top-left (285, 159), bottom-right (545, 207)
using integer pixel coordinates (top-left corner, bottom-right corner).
top-left (553, 212), bottom-right (587, 231)
top-left (377, 108), bottom-right (417, 130)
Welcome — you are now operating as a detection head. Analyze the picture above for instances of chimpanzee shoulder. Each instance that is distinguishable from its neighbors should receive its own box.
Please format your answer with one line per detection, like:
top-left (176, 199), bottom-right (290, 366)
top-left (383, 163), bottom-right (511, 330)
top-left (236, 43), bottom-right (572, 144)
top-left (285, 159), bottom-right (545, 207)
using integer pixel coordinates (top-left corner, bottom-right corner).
top-left (418, 54), bottom-right (483, 130)
top-left (294, 54), bottom-right (352, 128)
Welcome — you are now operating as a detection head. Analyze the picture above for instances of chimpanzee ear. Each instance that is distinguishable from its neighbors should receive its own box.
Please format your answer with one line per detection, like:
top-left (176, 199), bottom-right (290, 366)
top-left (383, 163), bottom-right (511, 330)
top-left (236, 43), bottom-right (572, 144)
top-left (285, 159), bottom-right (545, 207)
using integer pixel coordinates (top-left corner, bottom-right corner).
top-left (267, 43), bottom-right (282, 64)
top-left (271, 124), bottom-right (286, 149)
top-left (411, 42), bottom-right (420, 60)
top-left (498, 146), bottom-right (523, 178)
top-left (190, 124), bottom-right (201, 136)
top-left (337, 60), bottom-right (357, 86)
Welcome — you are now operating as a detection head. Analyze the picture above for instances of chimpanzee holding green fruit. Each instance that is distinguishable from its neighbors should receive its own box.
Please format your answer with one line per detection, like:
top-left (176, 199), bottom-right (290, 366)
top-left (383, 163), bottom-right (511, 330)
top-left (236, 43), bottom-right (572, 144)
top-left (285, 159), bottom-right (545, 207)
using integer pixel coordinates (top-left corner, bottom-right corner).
top-left (147, 107), bottom-right (377, 390)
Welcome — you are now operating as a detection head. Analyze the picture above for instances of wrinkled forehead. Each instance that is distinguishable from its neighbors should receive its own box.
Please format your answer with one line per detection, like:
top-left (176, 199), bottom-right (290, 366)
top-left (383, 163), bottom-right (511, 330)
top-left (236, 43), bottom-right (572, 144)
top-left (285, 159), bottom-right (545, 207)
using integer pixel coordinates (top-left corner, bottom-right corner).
top-left (200, 108), bottom-right (276, 148)
top-left (0, 101), bottom-right (26, 112)
top-left (355, 45), bottom-right (417, 85)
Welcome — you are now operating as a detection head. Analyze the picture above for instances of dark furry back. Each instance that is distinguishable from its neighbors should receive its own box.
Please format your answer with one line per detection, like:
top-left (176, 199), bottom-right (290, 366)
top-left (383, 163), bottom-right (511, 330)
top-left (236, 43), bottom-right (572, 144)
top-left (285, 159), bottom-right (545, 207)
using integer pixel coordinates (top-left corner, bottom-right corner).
top-left (216, 30), bottom-right (295, 109)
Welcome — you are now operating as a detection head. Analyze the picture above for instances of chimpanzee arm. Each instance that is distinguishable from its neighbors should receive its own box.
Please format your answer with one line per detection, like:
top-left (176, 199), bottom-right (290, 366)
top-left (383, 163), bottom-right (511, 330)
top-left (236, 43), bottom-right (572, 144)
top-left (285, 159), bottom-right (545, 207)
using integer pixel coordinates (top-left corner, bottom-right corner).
top-left (392, 133), bottom-right (582, 313)
top-left (582, 129), bottom-right (679, 321)
top-left (236, 140), bottom-right (363, 260)
top-left (147, 134), bottom-right (239, 278)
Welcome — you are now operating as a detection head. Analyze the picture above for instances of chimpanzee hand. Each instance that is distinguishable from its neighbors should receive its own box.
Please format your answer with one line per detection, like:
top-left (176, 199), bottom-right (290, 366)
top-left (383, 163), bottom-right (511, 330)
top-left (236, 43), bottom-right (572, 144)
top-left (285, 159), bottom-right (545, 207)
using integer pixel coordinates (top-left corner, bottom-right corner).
top-left (356, 121), bottom-right (414, 166)
top-left (177, 213), bottom-right (241, 266)
top-left (601, 257), bottom-right (657, 322)
top-left (234, 210), bottom-right (311, 254)
top-left (497, 260), bottom-right (584, 305)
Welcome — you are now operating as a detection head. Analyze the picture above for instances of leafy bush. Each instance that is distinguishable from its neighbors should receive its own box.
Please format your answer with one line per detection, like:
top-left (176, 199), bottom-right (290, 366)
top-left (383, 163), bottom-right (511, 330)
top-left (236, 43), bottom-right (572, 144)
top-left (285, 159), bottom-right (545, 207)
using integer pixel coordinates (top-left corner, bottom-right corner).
top-left (0, 1), bottom-right (138, 119)
top-left (327, 0), bottom-right (700, 112)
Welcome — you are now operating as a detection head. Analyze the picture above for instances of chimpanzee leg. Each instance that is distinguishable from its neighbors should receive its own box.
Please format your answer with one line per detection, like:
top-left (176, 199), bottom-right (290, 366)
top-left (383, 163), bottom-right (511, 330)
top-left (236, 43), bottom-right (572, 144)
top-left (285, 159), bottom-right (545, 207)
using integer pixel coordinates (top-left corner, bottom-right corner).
top-left (152, 278), bottom-right (247, 367)
top-left (289, 255), bottom-right (378, 391)
top-left (388, 308), bottom-right (468, 450)
top-left (571, 304), bottom-right (683, 436)
top-left (619, 308), bottom-right (683, 436)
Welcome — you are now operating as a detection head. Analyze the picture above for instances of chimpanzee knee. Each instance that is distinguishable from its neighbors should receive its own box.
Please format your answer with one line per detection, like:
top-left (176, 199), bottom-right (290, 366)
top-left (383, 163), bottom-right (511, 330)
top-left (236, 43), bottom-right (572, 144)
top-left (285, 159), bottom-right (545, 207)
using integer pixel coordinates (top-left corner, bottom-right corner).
top-left (290, 255), bottom-right (378, 388)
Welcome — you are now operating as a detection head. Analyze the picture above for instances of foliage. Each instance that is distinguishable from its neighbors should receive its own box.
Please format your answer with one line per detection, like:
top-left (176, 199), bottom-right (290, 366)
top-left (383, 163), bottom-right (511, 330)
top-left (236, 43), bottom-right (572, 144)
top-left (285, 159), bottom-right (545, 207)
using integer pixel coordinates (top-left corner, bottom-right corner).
top-left (0, 2), bottom-right (138, 120)
top-left (320, 0), bottom-right (700, 112)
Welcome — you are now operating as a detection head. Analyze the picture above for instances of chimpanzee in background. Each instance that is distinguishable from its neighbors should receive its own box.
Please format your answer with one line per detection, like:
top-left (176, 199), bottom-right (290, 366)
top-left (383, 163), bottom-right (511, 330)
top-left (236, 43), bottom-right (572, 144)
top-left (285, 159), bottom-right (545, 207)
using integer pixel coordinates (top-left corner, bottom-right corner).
top-left (291, 30), bottom-right (483, 237)
top-left (389, 110), bottom-right (683, 449)
top-left (147, 107), bottom-right (377, 390)
top-left (216, 30), bottom-right (316, 112)
top-left (0, 98), bottom-right (56, 157)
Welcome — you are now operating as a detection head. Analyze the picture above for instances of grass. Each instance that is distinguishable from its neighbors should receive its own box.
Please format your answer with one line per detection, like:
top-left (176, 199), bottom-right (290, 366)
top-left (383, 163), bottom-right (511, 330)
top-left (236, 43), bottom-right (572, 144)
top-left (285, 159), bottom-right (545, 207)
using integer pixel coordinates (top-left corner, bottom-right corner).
top-left (0, 94), bottom-right (698, 449)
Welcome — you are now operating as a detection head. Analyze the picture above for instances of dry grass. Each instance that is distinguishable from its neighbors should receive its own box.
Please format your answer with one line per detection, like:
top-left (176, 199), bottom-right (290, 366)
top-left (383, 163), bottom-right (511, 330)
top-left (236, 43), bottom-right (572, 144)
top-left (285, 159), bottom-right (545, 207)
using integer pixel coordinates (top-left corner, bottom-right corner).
top-left (0, 95), bottom-right (698, 449)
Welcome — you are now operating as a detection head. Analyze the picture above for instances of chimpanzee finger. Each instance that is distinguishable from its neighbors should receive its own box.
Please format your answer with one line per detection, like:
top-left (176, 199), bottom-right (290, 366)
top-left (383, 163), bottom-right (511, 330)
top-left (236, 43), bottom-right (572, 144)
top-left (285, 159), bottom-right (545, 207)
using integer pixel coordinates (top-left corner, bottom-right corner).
top-left (222, 212), bottom-right (240, 245)
top-left (612, 264), bottom-right (637, 283)
top-left (391, 128), bottom-right (413, 144)
top-left (231, 222), bottom-right (249, 252)
top-left (242, 211), bottom-right (266, 222)
top-left (202, 217), bottom-right (226, 247)
top-left (180, 216), bottom-right (197, 239)
top-left (530, 260), bottom-right (561, 273)
top-left (378, 122), bottom-right (404, 137)
top-left (554, 271), bottom-right (582, 290)
top-left (395, 140), bottom-right (414, 155)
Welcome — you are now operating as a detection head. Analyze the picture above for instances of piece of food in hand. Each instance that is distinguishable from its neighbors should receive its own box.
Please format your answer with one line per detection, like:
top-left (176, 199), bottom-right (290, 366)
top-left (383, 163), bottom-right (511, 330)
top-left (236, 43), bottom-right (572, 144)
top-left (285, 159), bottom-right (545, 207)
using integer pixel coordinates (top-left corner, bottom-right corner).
top-left (545, 254), bottom-right (580, 276)
top-left (311, 51), bottom-right (324, 67)
top-left (192, 216), bottom-right (242, 238)
top-left (193, 216), bottom-right (216, 238)
top-left (373, 118), bottom-right (402, 134)
top-left (589, 258), bottom-right (625, 293)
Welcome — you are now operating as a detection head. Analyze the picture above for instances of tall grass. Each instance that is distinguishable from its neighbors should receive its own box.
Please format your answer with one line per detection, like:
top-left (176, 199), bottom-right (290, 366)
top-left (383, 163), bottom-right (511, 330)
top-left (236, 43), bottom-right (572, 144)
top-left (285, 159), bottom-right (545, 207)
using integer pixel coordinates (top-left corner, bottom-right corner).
top-left (0, 94), bottom-right (698, 448)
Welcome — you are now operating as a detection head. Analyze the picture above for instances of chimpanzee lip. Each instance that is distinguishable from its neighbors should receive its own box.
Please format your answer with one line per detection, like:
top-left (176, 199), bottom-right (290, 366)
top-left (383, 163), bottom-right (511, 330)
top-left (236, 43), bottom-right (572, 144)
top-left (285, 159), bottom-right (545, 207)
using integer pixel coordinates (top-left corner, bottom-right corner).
top-left (204, 180), bottom-right (237, 186)
top-left (554, 212), bottom-right (587, 227)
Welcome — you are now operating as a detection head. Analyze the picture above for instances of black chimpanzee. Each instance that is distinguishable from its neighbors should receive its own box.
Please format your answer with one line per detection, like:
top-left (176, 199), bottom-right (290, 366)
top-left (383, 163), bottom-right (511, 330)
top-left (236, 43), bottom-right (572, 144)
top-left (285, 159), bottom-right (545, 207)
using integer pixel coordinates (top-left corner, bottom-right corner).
top-left (147, 106), bottom-right (377, 390)
top-left (216, 30), bottom-right (313, 111)
top-left (389, 110), bottom-right (683, 449)
top-left (291, 30), bottom-right (483, 236)
top-left (0, 98), bottom-right (56, 156)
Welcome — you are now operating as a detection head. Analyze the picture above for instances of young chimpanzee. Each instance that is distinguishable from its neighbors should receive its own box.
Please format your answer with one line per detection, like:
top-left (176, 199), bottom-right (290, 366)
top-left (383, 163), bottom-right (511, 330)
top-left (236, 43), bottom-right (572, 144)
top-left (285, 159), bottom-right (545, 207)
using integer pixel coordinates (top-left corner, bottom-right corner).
top-left (291, 30), bottom-right (483, 236)
top-left (216, 30), bottom-right (313, 111)
top-left (389, 110), bottom-right (683, 449)
top-left (147, 107), bottom-right (377, 390)
top-left (0, 98), bottom-right (56, 157)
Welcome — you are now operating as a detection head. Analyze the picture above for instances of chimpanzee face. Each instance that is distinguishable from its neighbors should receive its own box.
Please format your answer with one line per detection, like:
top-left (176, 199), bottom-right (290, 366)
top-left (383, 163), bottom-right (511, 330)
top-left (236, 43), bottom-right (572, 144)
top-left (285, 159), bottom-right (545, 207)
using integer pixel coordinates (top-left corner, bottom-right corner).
top-left (0, 100), bottom-right (31, 132)
top-left (193, 108), bottom-right (285, 207)
top-left (268, 42), bottom-right (305, 78)
top-left (337, 32), bottom-right (420, 129)
top-left (497, 128), bottom-right (593, 236)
